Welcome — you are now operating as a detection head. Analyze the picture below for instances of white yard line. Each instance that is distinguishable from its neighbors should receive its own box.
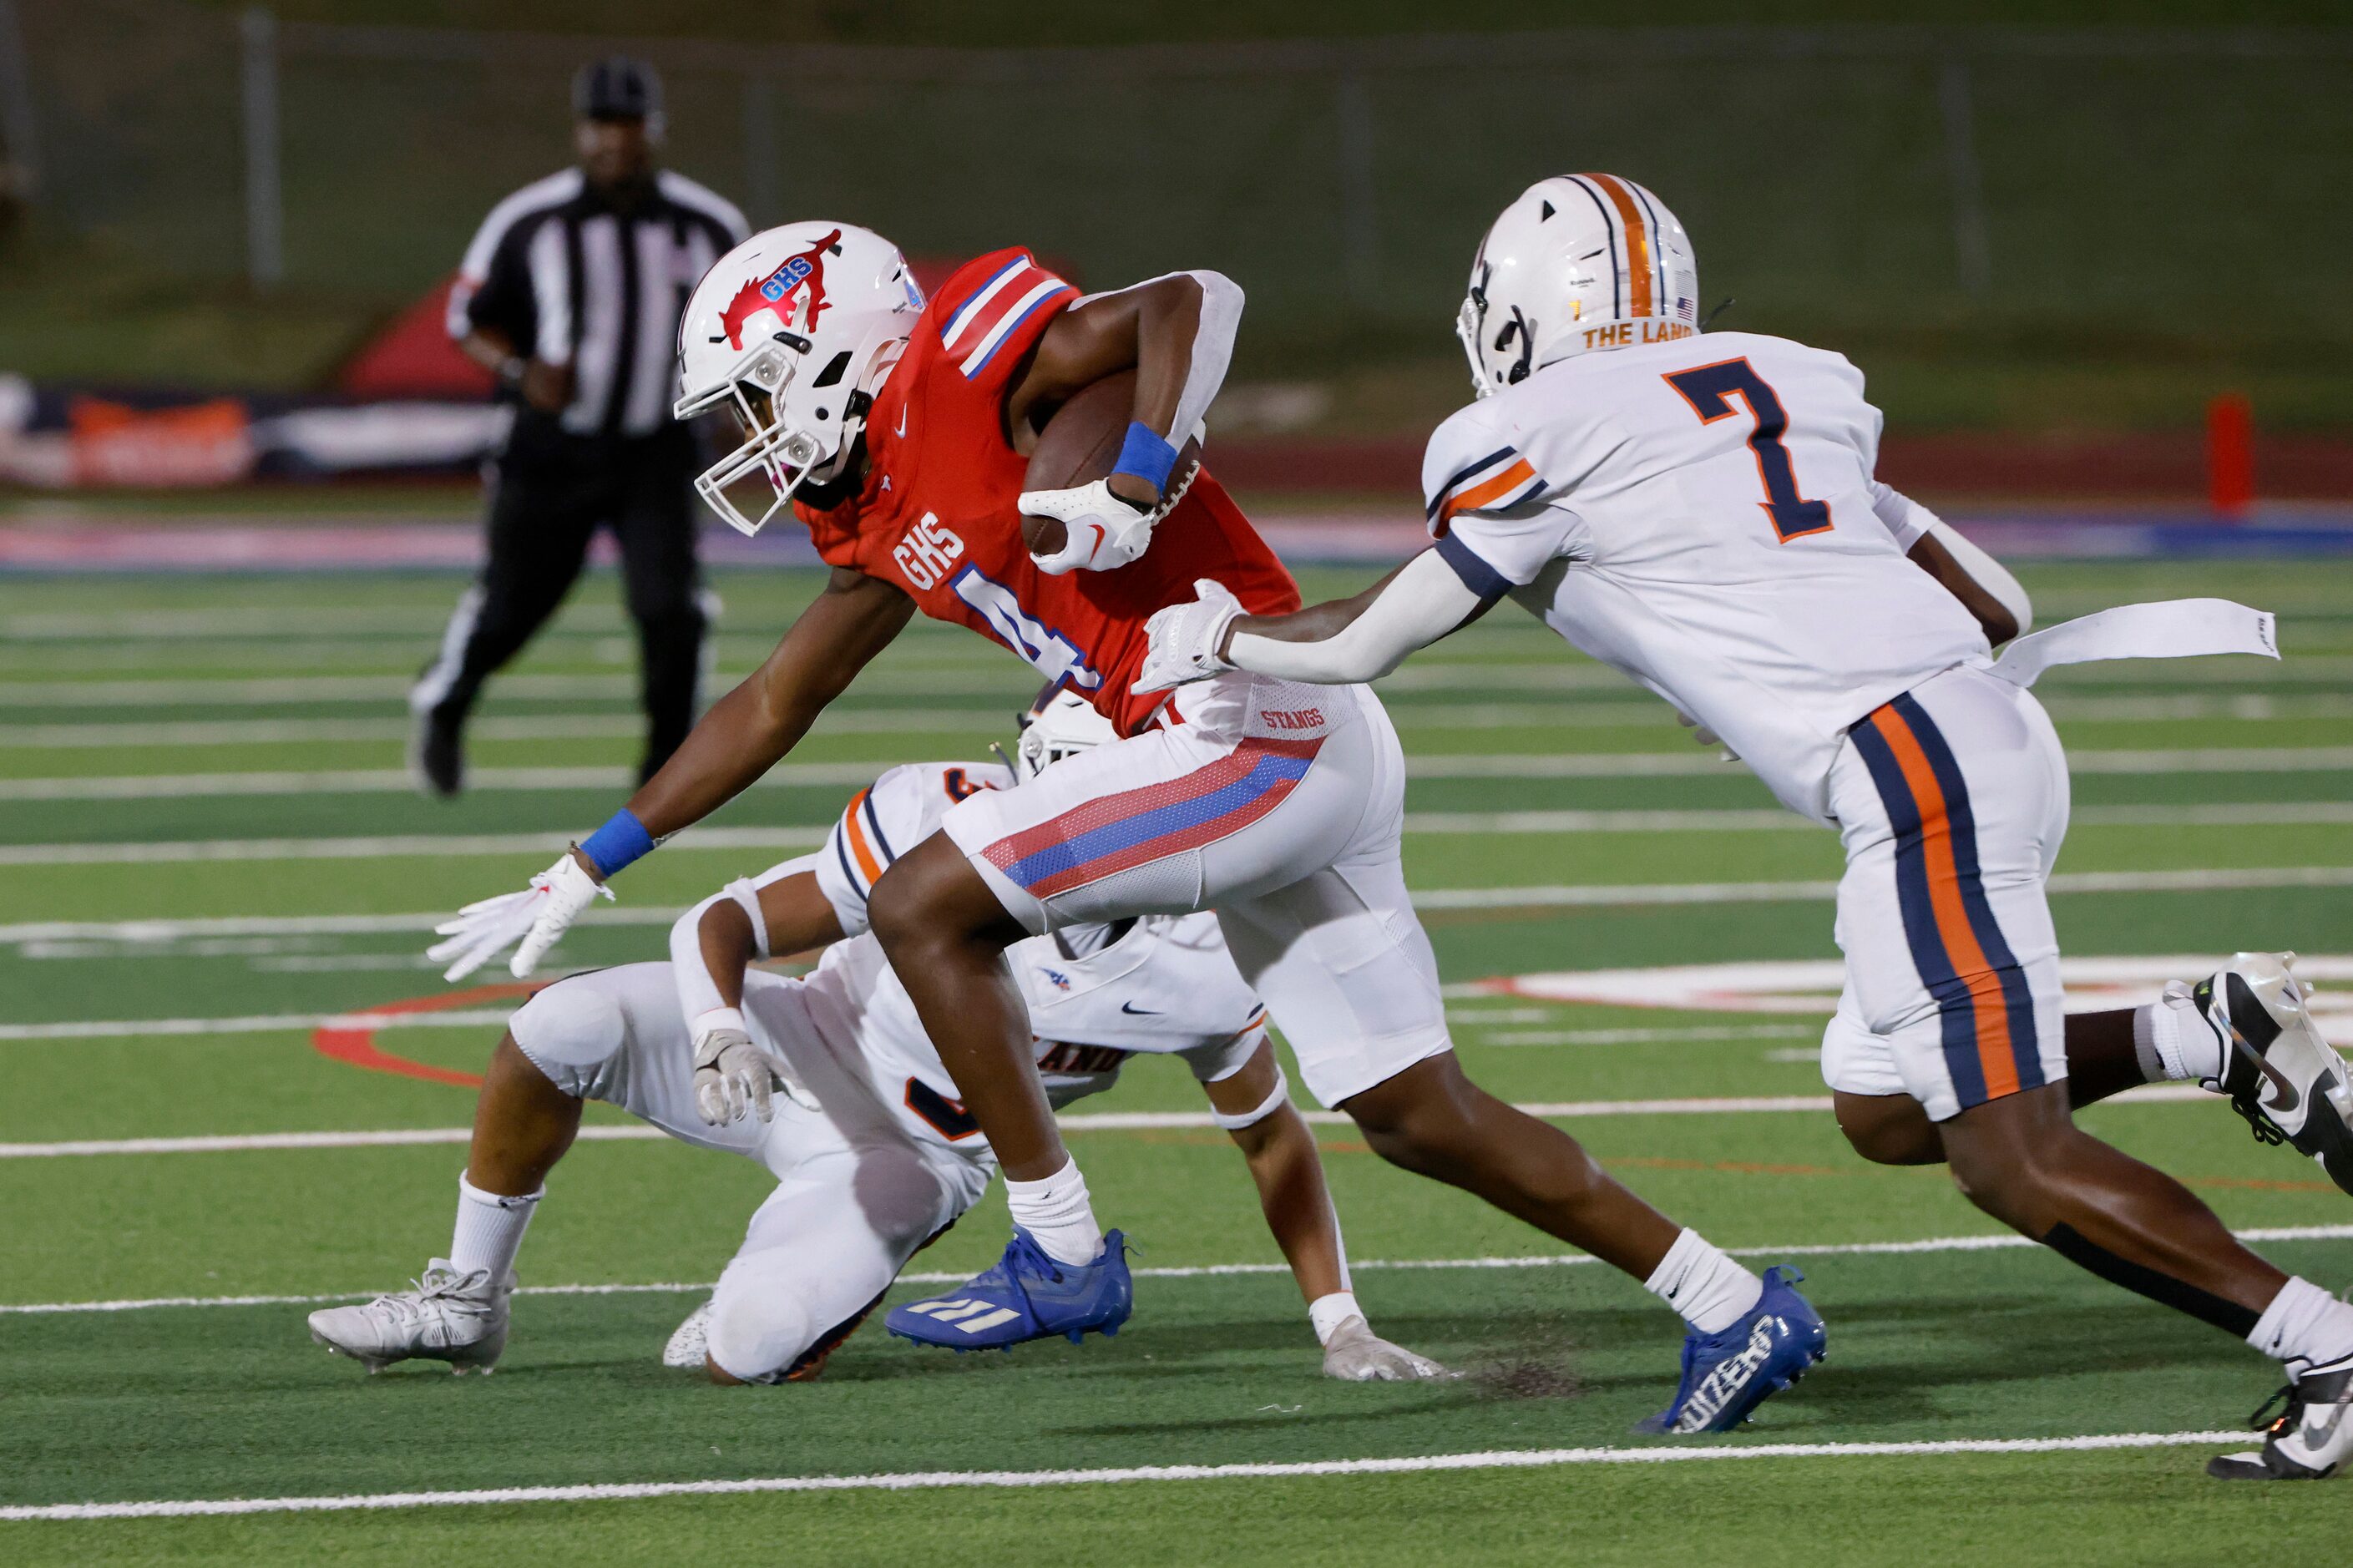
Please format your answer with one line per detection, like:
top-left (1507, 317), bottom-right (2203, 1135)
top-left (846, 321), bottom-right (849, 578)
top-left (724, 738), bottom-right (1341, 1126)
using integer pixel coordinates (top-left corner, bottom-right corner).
top-left (13, 807), bottom-right (2347, 866)
top-left (5, 694), bottom-right (2337, 751)
top-left (1413, 866), bottom-right (2353, 908)
top-left (0, 762), bottom-right (894, 801)
top-left (0, 1085), bottom-right (2217, 1157)
top-left (0, 1009), bottom-right (522, 1042)
top-left (1474, 1024), bottom-right (1819, 1047)
top-left (8, 1224), bottom-right (2346, 1318)
top-left (16, 746), bottom-right (2349, 799)
top-left (0, 1431), bottom-right (2267, 1521)
top-left (0, 826), bottom-right (823, 866)
top-left (0, 709), bottom-right (1014, 748)
top-left (3, 866), bottom-right (2344, 947)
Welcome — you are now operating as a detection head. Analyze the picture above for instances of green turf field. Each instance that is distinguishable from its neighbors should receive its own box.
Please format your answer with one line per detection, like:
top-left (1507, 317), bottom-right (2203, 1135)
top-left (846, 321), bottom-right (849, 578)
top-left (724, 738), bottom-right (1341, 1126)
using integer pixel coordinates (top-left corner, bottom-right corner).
top-left (3, 559), bottom-right (2350, 1564)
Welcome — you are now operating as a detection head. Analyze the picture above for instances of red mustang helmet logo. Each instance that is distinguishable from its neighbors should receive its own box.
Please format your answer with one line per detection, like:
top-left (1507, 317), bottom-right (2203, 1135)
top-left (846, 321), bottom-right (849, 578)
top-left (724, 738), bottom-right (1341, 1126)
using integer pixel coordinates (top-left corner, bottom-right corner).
top-left (718, 228), bottom-right (843, 352)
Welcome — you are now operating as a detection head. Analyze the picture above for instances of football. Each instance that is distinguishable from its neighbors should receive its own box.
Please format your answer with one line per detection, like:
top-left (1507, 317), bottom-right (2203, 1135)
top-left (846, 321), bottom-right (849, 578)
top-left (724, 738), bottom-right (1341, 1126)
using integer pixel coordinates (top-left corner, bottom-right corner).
top-left (1022, 369), bottom-right (1202, 498)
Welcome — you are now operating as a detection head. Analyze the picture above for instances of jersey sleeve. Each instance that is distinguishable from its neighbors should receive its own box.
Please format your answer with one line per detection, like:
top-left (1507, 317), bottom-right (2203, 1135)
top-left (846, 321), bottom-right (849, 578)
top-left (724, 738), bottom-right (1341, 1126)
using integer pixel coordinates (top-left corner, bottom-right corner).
top-left (1420, 404), bottom-right (1576, 594)
top-left (813, 761), bottom-right (1014, 933)
top-left (1866, 480), bottom-right (1931, 550)
top-left (927, 249), bottom-right (1080, 399)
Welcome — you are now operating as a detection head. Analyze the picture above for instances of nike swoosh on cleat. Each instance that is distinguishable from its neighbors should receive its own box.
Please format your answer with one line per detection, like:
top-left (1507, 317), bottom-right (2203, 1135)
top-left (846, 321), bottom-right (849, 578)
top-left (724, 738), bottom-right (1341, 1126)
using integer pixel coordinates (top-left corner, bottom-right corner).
top-left (2247, 1041), bottom-right (2302, 1115)
top-left (2301, 1404), bottom-right (2347, 1449)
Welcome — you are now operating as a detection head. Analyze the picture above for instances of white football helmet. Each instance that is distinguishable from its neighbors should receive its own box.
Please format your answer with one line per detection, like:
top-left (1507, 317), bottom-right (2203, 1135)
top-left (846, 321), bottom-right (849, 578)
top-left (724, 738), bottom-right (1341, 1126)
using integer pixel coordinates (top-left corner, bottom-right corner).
top-left (1013, 686), bottom-right (1116, 782)
top-left (675, 222), bottom-right (925, 535)
top-left (1455, 175), bottom-right (1699, 398)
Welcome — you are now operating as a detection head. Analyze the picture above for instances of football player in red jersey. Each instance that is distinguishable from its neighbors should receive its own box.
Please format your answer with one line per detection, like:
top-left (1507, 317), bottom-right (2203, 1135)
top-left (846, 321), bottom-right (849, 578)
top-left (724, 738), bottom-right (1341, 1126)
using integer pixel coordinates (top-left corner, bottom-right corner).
top-left (428, 224), bottom-right (1813, 1427)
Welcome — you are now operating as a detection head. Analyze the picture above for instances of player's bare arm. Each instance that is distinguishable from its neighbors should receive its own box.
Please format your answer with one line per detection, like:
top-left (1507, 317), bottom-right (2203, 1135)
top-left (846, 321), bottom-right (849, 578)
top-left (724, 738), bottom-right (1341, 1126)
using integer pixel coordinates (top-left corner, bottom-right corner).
top-left (1907, 532), bottom-right (2020, 645)
top-left (630, 568), bottom-right (913, 841)
top-left (1202, 1040), bottom-right (1455, 1382)
top-left (428, 568), bottom-right (909, 984)
top-left (1009, 270), bottom-right (1244, 573)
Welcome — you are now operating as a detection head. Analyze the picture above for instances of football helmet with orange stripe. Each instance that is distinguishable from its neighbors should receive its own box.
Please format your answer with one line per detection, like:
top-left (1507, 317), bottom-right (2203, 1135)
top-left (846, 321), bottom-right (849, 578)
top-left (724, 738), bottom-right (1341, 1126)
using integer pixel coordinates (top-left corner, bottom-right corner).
top-left (675, 222), bottom-right (926, 535)
top-left (1456, 175), bottom-right (1700, 398)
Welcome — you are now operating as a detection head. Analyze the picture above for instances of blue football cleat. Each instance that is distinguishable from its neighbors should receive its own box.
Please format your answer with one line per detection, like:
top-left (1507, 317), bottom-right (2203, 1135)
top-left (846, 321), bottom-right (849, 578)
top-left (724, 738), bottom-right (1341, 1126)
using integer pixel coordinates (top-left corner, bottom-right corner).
top-left (1637, 1264), bottom-right (1826, 1434)
top-left (886, 1227), bottom-right (1132, 1352)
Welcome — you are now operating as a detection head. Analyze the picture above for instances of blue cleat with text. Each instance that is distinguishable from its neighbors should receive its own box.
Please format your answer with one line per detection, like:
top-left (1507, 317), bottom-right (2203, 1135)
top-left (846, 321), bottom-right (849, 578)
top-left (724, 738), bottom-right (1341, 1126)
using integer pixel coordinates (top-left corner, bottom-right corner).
top-left (1637, 1264), bottom-right (1826, 1434)
top-left (887, 1227), bottom-right (1132, 1352)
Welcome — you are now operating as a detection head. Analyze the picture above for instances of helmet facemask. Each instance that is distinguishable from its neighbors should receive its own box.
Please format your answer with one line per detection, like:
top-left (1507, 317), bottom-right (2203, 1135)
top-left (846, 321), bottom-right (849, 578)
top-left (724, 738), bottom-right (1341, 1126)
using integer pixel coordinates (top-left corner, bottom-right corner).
top-left (676, 334), bottom-right (893, 537)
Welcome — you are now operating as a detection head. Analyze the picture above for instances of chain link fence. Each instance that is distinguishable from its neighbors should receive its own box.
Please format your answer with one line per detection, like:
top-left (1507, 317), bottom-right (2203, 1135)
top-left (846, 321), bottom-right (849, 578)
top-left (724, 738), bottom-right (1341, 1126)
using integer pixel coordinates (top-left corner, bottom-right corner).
top-left (7, 0), bottom-right (2352, 362)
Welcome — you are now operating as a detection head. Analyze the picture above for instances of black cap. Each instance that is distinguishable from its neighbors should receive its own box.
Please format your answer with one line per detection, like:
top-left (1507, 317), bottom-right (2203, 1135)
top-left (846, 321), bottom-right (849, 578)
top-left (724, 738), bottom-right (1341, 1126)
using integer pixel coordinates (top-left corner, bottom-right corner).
top-left (573, 57), bottom-right (662, 122)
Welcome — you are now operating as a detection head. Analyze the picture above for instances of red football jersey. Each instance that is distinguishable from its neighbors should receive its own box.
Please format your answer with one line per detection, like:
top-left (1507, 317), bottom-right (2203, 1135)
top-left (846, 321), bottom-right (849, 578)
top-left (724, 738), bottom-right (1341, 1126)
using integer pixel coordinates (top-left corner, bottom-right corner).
top-left (794, 249), bottom-right (1301, 735)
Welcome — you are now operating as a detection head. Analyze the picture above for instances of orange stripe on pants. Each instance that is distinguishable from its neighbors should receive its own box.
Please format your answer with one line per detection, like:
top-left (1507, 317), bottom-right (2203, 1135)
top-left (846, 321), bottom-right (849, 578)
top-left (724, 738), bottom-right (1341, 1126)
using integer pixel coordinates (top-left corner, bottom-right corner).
top-left (1867, 707), bottom-right (2022, 1100)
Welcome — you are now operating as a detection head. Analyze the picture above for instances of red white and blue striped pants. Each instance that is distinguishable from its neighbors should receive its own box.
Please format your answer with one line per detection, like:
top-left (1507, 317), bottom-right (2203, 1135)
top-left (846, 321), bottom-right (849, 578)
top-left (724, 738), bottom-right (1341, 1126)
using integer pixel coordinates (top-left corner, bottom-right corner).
top-left (941, 671), bottom-right (1452, 1107)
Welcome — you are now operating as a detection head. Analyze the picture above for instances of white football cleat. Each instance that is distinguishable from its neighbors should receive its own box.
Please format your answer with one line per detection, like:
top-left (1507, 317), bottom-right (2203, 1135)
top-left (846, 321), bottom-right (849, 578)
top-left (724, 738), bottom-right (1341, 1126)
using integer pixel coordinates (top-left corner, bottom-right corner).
top-left (307, 1260), bottom-right (510, 1374)
top-left (2194, 953), bottom-right (2353, 1197)
top-left (663, 1300), bottom-right (713, 1371)
top-left (2209, 1352), bottom-right (2353, 1480)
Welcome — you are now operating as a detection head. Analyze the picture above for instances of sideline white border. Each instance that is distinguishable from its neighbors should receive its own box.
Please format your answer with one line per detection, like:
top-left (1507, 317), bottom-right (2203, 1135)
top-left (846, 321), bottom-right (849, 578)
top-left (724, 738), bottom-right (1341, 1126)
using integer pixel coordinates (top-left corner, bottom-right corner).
top-left (0, 1431), bottom-right (2254, 1522)
top-left (7, 1224), bottom-right (2345, 1318)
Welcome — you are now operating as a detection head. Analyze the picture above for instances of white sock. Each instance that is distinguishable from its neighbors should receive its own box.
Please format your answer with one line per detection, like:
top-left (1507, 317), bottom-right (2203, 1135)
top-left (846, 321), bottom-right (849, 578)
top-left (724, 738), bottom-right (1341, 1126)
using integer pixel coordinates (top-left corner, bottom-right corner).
top-left (2249, 1276), bottom-right (2353, 1378)
top-left (450, 1173), bottom-right (540, 1284)
top-left (1004, 1157), bottom-right (1104, 1267)
top-left (2139, 984), bottom-right (2225, 1087)
top-left (1644, 1227), bottom-right (1764, 1335)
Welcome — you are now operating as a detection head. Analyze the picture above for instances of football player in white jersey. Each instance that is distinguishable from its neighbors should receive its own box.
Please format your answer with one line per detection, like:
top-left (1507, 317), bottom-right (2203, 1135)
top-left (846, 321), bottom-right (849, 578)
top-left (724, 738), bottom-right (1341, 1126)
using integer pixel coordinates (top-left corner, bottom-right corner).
top-left (1138, 174), bottom-right (2353, 1481)
top-left (309, 697), bottom-right (1449, 1386)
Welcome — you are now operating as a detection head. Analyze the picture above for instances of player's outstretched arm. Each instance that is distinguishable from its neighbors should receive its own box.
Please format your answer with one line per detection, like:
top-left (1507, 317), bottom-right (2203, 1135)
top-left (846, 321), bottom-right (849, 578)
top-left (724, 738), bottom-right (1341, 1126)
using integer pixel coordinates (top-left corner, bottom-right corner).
top-left (1010, 269), bottom-right (1244, 574)
top-left (629, 569), bottom-right (915, 838)
top-left (429, 569), bottom-right (912, 983)
top-left (1202, 1040), bottom-right (1455, 1382)
top-left (1135, 551), bottom-right (1495, 693)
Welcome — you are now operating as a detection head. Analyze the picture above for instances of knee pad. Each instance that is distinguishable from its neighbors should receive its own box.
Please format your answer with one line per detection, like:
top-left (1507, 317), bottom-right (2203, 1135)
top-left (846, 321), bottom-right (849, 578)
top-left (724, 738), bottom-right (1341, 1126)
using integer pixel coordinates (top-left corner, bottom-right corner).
top-left (509, 978), bottom-right (629, 1099)
top-left (705, 1282), bottom-right (817, 1385)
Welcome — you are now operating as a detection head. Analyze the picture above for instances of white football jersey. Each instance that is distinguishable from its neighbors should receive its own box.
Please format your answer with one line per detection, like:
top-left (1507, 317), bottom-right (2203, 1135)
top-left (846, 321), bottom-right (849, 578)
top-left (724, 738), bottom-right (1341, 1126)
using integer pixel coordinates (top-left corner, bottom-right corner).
top-left (1424, 331), bottom-right (1990, 822)
top-left (757, 762), bottom-right (1268, 1150)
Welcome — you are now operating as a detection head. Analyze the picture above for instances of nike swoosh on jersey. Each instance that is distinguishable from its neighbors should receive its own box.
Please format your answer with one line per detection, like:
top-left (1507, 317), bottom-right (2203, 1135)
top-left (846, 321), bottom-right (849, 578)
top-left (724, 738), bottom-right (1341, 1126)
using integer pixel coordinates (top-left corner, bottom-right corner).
top-left (1120, 1001), bottom-right (1161, 1015)
top-left (895, 405), bottom-right (908, 438)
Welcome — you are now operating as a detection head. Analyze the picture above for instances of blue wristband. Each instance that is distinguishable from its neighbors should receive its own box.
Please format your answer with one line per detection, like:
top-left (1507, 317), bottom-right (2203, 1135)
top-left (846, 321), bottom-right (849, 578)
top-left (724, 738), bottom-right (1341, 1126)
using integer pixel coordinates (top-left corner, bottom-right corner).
top-left (1111, 421), bottom-right (1177, 493)
top-left (578, 808), bottom-right (655, 879)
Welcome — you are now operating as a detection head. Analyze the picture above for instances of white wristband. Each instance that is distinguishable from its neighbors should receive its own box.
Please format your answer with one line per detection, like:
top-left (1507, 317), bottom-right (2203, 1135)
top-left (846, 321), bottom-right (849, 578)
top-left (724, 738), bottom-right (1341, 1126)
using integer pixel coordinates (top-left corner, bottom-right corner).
top-left (691, 1006), bottom-right (746, 1046)
top-left (1308, 1291), bottom-right (1363, 1347)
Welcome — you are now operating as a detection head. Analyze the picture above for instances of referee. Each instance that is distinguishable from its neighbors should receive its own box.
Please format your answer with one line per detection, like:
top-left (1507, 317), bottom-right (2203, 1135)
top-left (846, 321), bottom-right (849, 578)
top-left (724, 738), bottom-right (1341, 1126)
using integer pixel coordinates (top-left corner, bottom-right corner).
top-left (412, 57), bottom-right (749, 796)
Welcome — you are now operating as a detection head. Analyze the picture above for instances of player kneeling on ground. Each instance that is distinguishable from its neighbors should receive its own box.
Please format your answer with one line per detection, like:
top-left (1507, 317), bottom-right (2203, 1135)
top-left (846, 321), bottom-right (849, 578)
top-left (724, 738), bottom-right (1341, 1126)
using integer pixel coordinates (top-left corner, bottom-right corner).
top-left (1139, 174), bottom-right (2353, 1481)
top-left (311, 696), bottom-right (1447, 1385)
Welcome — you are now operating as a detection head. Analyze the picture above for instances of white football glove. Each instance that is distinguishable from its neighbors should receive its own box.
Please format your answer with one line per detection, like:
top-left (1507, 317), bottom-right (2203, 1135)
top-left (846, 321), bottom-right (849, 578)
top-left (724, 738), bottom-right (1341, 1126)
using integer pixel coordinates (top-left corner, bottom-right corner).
top-left (1021, 480), bottom-right (1157, 574)
top-left (692, 1026), bottom-right (774, 1126)
top-left (691, 1016), bottom-right (819, 1126)
top-left (426, 852), bottom-right (612, 983)
top-left (1320, 1315), bottom-right (1459, 1383)
top-left (1134, 578), bottom-right (1243, 694)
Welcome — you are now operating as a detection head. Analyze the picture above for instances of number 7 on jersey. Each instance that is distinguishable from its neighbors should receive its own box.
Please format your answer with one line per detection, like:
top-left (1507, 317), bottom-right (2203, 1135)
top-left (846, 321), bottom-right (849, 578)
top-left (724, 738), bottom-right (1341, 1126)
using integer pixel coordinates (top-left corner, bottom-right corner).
top-left (1663, 357), bottom-right (1833, 544)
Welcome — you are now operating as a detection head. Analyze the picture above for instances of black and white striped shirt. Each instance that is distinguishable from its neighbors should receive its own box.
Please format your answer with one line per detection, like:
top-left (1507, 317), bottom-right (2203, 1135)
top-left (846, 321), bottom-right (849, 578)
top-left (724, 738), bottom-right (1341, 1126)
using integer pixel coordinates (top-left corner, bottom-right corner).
top-left (449, 169), bottom-right (749, 440)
